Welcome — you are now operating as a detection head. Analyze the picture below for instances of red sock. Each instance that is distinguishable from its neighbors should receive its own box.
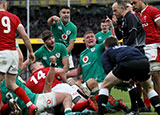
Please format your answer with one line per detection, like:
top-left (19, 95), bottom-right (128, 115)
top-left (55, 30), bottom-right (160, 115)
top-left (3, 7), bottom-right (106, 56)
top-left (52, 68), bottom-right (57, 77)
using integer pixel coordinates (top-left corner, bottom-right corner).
top-left (72, 100), bottom-right (89, 112)
top-left (144, 98), bottom-right (151, 108)
top-left (14, 87), bottom-right (31, 107)
top-left (0, 103), bottom-right (10, 114)
top-left (95, 94), bottom-right (98, 101)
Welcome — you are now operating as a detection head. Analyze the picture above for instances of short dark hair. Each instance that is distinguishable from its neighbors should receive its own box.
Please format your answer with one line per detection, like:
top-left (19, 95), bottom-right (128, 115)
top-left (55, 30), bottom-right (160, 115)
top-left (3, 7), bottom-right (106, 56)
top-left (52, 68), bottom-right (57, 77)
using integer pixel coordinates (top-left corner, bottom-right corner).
top-left (104, 36), bottom-right (119, 48)
top-left (100, 19), bottom-right (106, 23)
top-left (84, 30), bottom-right (94, 37)
top-left (59, 6), bottom-right (70, 11)
top-left (41, 30), bottom-right (53, 42)
top-left (116, 0), bottom-right (128, 9)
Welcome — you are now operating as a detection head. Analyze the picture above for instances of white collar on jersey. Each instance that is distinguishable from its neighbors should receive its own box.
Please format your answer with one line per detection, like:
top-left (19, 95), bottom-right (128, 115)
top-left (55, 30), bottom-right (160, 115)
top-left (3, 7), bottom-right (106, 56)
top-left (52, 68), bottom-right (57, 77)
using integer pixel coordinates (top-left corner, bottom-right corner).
top-left (0, 9), bottom-right (5, 11)
top-left (141, 5), bottom-right (148, 14)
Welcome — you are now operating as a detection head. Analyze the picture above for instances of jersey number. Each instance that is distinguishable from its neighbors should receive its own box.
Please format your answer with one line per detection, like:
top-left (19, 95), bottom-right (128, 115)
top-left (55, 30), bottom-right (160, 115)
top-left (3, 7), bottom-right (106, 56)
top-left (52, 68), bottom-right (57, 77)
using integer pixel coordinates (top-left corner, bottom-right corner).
top-left (1, 16), bottom-right (11, 33)
top-left (6, 92), bottom-right (18, 102)
top-left (30, 70), bottom-right (46, 84)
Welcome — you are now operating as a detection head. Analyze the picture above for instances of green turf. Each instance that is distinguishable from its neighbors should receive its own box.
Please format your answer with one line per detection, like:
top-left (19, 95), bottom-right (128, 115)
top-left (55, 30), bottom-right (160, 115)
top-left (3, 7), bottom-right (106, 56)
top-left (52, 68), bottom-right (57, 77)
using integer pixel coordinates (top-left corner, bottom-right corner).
top-left (104, 88), bottom-right (157, 115)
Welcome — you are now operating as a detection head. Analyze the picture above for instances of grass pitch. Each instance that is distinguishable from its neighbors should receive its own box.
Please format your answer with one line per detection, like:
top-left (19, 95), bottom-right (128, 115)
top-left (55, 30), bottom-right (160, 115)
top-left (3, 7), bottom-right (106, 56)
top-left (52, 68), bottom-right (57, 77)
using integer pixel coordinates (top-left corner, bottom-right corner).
top-left (104, 88), bottom-right (157, 115)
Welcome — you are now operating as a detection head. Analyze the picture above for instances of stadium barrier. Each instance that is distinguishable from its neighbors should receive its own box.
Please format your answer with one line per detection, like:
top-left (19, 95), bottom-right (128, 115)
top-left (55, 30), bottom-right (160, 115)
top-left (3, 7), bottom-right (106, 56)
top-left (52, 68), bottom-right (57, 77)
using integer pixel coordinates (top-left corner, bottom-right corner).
top-left (16, 37), bottom-right (84, 44)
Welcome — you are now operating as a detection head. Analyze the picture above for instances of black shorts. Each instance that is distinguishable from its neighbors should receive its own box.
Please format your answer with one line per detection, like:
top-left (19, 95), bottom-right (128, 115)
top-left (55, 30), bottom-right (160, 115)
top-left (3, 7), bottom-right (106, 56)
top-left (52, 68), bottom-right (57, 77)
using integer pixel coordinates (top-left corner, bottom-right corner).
top-left (112, 59), bottom-right (150, 82)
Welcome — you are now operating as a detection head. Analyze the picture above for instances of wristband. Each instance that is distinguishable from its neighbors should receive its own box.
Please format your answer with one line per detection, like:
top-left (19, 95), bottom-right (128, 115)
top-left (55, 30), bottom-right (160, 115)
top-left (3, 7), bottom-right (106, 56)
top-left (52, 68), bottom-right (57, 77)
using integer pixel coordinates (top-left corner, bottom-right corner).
top-left (50, 63), bottom-right (55, 67)
top-left (110, 25), bottom-right (114, 28)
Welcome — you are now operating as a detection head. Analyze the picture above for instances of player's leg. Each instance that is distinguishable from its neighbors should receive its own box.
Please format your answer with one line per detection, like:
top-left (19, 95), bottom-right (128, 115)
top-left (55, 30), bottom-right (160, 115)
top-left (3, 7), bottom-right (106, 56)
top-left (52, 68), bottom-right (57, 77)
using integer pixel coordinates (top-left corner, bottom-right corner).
top-left (141, 79), bottom-right (160, 114)
top-left (36, 92), bottom-right (73, 114)
top-left (98, 71), bottom-right (122, 115)
top-left (4, 51), bottom-right (37, 115)
top-left (144, 43), bottom-right (160, 95)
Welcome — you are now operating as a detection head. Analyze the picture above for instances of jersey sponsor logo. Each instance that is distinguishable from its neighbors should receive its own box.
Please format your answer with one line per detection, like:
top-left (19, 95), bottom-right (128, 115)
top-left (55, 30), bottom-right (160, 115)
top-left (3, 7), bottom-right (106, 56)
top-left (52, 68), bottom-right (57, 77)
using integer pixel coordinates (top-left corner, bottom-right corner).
top-left (66, 30), bottom-right (71, 35)
top-left (58, 26), bottom-right (62, 30)
top-left (83, 56), bottom-right (89, 63)
top-left (42, 56), bottom-right (47, 60)
top-left (55, 53), bottom-right (60, 58)
top-left (62, 34), bottom-right (68, 40)
top-left (98, 37), bottom-right (102, 39)
top-left (91, 48), bottom-right (95, 52)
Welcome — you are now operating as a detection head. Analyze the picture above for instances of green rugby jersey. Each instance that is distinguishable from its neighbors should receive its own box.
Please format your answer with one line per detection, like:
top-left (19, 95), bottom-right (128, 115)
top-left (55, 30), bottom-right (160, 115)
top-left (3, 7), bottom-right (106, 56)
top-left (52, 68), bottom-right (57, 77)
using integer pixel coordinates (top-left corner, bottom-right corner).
top-left (35, 42), bottom-right (68, 68)
top-left (50, 19), bottom-right (77, 49)
top-left (0, 78), bottom-right (38, 114)
top-left (95, 30), bottom-right (112, 44)
top-left (79, 43), bottom-right (106, 82)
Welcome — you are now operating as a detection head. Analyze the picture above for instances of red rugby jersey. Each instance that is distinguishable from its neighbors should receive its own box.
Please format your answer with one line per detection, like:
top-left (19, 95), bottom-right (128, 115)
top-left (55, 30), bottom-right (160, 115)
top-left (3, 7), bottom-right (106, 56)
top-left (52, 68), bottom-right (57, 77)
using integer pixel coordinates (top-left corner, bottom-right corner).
top-left (26, 67), bottom-right (61, 93)
top-left (135, 6), bottom-right (160, 44)
top-left (0, 10), bottom-right (21, 50)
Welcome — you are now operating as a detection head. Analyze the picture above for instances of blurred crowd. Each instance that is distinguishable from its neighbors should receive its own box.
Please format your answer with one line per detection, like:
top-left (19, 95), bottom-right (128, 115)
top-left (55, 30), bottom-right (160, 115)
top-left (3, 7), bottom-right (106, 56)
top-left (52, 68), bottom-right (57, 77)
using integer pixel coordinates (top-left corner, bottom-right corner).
top-left (8, 5), bottom-right (113, 37)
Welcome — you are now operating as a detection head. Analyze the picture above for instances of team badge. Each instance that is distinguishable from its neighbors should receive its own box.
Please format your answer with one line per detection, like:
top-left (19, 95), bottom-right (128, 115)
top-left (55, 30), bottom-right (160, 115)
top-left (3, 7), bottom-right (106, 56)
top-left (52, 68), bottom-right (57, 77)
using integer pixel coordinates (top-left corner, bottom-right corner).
top-left (55, 53), bottom-right (60, 58)
top-left (62, 34), bottom-right (68, 40)
top-left (58, 26), bottom-right (62, 30)
top-left (47, 99), bottom-right (52, 104)
top-left (66, 30), bottom-right (71, 35)
top-left (91, 48), bottom-right (95, 52)
top-left (98, 37), bottom-right (102, 39)
top-left (42, 56), bottom-right (47, 60)
top-left (83, 56), bottom-right (89, 63)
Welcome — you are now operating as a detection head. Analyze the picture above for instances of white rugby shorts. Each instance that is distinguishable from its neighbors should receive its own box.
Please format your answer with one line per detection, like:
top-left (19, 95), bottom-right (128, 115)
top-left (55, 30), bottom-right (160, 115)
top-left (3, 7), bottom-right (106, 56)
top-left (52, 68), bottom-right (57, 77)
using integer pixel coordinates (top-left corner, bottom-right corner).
top-left (144, 43), bottom-right (160, 71)
top-left (144, 43), bottom-right (160, 62)
top-left (36, 92), bottom-right (56, 112)
top-left (51, 83), bottom-right (86, 100)
top-left (0, 50), bottom-right (18, 74)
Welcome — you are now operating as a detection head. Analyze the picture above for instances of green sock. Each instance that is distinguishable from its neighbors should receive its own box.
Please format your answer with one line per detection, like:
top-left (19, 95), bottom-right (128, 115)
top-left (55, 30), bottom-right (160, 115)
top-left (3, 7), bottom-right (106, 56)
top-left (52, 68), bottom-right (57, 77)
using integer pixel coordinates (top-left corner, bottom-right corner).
top-left (64, 109), bottom-right (72, 114)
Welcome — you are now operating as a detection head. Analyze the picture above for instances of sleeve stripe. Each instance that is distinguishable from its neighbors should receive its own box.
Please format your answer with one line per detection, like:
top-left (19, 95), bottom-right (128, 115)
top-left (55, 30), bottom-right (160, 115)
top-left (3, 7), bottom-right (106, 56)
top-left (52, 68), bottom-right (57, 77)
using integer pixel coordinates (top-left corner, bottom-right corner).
top-left (155, 17), bottom-right (160, 22)
top-left (18, 24), bottom-right (23, 28)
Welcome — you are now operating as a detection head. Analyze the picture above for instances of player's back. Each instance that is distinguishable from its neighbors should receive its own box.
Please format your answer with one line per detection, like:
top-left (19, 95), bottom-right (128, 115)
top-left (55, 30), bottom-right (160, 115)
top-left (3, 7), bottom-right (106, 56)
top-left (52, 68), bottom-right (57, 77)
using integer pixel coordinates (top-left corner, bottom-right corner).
top-left (25, 68), bottom-right (62, 93)
top-left (0, 10), bottom-right (20, 50)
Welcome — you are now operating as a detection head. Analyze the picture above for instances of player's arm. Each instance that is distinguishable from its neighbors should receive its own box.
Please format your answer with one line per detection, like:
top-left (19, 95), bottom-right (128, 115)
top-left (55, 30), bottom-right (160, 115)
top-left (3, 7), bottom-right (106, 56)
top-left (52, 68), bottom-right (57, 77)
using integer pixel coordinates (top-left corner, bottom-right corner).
top-left (17, 25), bottom-right (35, 63)
top-left (62, 57), bottom-right (69, 73)
top-left (43, 56), bottom-right (56, 93)
top-left (47, 16), bottom-right (60, 26)
top-left (155, 19), bottom-right (160, 28)
top-left (66, 66), bottom-right (82, 78)
top-left (106, 16), bottom-right (116, 37)
top-left (55, 68), bottom-right (67, 82)
top-left (17, 47), bottom-right (23, 70)
top-left (67, 40), bottom-right (75, 54)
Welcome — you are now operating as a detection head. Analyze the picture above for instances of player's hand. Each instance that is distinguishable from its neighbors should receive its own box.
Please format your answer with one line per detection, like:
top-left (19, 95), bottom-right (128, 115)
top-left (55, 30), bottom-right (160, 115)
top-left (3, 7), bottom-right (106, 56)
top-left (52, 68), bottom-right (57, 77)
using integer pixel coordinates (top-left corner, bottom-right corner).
top-left (112, 15), bottom-right (118, 26)
top-left (50, 56), bottom-right (56, 64)
top-left (105, 16), bottom-right (113, 26)
top-left (52, 16), bottom-right (60, 23)
top-left (29, 52), bottom-right (35, 63)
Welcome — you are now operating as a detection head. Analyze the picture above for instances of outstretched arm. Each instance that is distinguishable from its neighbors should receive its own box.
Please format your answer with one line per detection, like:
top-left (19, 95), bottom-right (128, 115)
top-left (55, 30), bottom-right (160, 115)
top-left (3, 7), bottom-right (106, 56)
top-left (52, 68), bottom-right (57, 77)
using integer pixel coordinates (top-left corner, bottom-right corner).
top-left (47, 16), bottom-right (60, 26)
top-left (43, 56), bottom-right (56, 93)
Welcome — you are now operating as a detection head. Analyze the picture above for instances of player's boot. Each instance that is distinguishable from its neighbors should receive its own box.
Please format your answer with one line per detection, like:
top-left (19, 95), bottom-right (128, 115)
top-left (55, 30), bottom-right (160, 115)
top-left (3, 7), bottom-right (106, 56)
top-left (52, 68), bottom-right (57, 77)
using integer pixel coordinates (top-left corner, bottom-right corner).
top-left (9, 98), bottom-right (22, 115)
top-left (117, 99), bottom-right (130, 112)
top-left (122, 110), bottom-right (139, 115)
top-left (138, 106), bottom-right (151, 112)
top-left (29, 104), bottom-right (38, 115)
top-left (88, 96), bottom-right (98, 113)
